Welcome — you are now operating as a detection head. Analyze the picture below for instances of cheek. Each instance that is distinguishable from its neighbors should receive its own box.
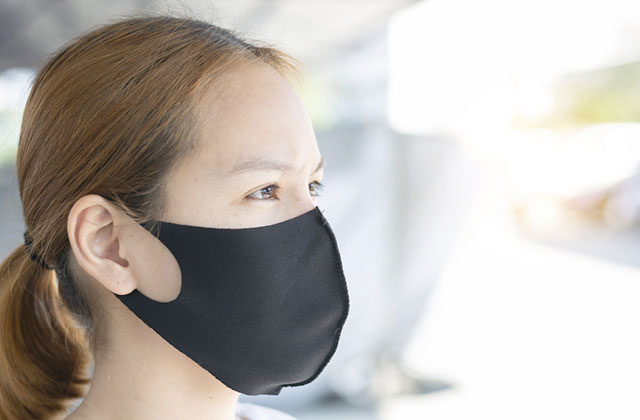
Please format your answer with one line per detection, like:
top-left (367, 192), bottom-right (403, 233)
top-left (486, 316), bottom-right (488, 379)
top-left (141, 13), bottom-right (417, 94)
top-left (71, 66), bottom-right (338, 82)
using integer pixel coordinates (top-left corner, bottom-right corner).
top-left (212, 205), bottom-right (282, 229)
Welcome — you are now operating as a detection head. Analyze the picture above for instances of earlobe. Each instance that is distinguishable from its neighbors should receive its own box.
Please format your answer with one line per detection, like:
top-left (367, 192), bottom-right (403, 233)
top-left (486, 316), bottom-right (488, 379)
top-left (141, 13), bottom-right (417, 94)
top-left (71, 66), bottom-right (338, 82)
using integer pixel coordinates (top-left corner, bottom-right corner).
top-left (67, 194), bottom-right (137, 295)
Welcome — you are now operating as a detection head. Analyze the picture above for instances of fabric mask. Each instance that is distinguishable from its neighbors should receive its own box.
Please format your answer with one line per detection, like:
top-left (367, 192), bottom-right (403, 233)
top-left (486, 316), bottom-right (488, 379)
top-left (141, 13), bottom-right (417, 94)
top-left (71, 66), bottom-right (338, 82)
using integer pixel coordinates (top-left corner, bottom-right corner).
top-left (114, 206), bottom-right (350, 395)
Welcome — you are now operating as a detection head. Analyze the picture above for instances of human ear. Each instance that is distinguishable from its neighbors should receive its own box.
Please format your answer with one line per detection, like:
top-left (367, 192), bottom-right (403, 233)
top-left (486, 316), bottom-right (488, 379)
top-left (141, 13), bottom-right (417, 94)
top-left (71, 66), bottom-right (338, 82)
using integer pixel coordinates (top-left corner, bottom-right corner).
top-left (66, 194), bottom-right (181, 301)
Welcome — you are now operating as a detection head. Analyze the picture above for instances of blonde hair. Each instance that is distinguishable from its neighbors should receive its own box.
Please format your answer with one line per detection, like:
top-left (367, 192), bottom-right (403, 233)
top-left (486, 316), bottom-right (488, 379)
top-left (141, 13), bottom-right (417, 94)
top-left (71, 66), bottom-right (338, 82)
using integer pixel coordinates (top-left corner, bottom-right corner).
top-left (0, 14), bottom-right (297, 419)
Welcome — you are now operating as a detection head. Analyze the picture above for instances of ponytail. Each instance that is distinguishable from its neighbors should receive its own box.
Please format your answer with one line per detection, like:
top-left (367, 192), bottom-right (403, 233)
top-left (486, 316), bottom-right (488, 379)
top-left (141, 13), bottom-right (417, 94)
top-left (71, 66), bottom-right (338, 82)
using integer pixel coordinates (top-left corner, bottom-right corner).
top-left (0, 246), bottom-right (90, 419)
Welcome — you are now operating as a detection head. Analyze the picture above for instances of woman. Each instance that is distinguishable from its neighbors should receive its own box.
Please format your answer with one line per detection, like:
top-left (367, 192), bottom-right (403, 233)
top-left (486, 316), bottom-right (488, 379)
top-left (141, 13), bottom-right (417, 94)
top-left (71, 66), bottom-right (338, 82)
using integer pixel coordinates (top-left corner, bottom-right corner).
top-left (0, 15), bottom-right (350, 420)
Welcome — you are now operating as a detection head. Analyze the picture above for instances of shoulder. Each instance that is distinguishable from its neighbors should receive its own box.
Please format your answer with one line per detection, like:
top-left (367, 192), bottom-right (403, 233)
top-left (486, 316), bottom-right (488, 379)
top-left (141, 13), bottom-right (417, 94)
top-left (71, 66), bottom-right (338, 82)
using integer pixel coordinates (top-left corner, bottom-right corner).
top-left (235, 402), bottom-right (299, 420)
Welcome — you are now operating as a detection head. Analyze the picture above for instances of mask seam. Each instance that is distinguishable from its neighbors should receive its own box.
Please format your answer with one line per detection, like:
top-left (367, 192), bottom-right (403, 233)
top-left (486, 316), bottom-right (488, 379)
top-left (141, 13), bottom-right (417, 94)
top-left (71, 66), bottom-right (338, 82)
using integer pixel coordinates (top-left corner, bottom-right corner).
top-left (279, 209), bottom-right (350, 391)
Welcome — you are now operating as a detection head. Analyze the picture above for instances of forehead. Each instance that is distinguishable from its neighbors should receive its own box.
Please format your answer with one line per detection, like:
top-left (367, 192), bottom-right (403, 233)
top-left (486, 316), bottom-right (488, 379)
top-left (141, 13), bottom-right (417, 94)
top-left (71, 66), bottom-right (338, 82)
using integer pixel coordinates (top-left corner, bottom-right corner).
top-left (191, 62), bottom-right (319, 175)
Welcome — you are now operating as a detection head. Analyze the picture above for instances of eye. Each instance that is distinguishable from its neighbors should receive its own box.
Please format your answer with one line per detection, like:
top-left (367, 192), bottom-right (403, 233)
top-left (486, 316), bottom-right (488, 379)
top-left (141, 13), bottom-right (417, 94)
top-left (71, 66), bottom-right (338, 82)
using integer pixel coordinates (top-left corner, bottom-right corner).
top-left (245, 181), bottom-right (325, 201)
top-left (246, 184), bottom-right (280, 200)
top-left (309, 181), bottom-right (325, 197)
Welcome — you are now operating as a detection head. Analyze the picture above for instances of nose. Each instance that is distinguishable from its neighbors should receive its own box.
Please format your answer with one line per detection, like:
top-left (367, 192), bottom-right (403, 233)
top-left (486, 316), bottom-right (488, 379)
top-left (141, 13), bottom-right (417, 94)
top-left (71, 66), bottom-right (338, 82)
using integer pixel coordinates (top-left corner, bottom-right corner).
top-left (290, 183), bottom-right (317, 218)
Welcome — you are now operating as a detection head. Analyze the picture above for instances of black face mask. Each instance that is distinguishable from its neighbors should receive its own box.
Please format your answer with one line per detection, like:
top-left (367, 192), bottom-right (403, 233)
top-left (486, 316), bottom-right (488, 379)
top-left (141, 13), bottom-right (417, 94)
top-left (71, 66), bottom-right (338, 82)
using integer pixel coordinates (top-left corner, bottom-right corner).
top-left (114, 206), bottom-right (350, 395)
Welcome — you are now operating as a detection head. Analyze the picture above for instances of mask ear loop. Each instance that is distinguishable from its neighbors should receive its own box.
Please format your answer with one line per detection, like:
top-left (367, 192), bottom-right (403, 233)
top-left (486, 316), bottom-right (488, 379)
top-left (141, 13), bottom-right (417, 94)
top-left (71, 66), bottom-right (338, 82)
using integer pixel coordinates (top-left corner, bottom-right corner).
top-left (139, 220), bottom-right (162, 238)
top-left (96, 194), bottom-right (159, 236)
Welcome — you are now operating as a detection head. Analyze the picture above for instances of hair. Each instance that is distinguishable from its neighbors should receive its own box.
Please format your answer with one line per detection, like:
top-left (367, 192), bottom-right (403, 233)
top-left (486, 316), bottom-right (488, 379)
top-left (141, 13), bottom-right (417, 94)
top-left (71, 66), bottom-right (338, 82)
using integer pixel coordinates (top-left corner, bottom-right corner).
top-left (0, 14), bottom-right (297, 420)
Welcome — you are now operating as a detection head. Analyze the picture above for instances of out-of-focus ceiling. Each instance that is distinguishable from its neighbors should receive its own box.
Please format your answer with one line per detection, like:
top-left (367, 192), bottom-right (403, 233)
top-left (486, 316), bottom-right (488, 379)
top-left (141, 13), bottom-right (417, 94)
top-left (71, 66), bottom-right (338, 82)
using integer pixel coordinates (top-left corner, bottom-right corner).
top-left (0, 0), bottom-right (417, 71)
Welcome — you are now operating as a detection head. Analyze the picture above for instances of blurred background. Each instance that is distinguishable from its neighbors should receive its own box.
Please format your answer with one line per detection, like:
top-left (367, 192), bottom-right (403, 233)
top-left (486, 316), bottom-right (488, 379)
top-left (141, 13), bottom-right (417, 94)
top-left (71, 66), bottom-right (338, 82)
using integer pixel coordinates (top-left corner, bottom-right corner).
top-left (2, 1), bottom-right (640, 419)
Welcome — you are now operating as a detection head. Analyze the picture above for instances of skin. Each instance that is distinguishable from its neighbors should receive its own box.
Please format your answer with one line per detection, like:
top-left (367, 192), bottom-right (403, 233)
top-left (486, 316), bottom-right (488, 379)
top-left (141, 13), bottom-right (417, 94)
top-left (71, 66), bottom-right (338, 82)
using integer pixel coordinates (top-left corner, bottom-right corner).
top-left (64, 61), bottom-right (324, 420)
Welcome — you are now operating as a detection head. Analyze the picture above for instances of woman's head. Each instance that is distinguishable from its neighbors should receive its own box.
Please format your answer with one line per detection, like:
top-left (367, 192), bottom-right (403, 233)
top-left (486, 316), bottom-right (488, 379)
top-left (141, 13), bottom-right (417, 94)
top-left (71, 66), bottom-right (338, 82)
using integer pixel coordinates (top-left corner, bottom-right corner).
top-left (0, 14), bottom-right (318, 419)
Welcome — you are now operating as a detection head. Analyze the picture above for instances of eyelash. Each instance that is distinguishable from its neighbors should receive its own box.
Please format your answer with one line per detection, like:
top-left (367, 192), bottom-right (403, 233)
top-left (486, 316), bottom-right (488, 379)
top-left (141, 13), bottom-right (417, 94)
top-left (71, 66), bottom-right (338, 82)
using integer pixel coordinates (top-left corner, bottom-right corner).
top-left (246, 181), bottom-right (325, 201)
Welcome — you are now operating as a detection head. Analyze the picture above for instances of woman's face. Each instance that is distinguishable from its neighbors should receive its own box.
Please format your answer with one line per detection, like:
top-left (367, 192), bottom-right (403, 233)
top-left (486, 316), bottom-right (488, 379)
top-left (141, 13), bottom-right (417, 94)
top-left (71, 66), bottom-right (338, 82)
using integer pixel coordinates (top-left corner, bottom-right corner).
top-left (67, 61), bottom-right (324, 304)
top-left (163, 62), bottom-right (324, 230)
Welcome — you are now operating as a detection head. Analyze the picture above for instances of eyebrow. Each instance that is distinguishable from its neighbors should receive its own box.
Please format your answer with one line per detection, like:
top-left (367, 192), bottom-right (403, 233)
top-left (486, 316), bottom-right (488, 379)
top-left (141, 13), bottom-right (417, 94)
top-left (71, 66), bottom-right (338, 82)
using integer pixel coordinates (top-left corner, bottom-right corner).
top-left (226, 156), bottom-right (325, 177)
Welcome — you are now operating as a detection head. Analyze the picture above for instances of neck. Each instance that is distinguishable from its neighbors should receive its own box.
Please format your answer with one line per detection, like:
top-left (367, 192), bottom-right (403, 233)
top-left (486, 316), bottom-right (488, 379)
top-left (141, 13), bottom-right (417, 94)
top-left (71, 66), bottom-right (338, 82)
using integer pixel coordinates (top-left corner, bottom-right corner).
top-left (68, 296), bottom-right (239, 420)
